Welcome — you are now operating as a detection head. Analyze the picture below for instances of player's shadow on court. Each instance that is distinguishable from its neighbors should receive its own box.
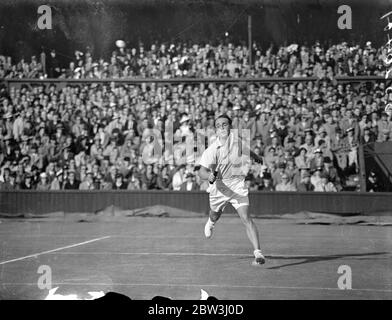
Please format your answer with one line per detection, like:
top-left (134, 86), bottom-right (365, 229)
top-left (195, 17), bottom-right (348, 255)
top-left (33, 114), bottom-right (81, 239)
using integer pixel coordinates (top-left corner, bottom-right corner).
top-left (247, 252), bottom-right (389, 269)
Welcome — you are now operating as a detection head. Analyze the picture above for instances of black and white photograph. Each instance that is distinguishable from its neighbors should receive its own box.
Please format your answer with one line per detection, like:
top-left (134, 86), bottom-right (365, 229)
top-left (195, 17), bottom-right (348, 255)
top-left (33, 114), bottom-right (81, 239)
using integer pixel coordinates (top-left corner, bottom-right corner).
top-left (0, 0), bottom-right (391, 304)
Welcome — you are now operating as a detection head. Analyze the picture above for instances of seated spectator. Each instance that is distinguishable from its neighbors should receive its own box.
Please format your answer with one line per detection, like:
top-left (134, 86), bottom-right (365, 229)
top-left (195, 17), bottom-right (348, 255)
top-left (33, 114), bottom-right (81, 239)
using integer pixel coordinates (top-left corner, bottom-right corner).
top-left (180, 173), bottom-right (199, 191)
top-left (300, 133), bottom-right (316, 157)
top-left (156, 165), bottom-right (172, 190)
top-left (296, 171), bottom-right (314, 192)
top-left (112, 173), bottom-right (127, 190)
top-left (284, 158), bottom-right (297, 182)
top-left (360, 127), bottom-right (376, 144)
top-left (265, 135), bottom-right (284, 157)
top-left (77, 164), bottom-right (87, 183)
top-left (104, 165), bottom-right (118, 185)
top-left (92, 173), bottom-right (102, 190)
top-left (275, 173), bottom-right (297, 191)
top-left (331, 128), bottom-right (349, 172)
top-left (0, 167), bottom-right (11, 183)
top-left (118, 156), bottom-right (133, 178)
top-left (30, 166), bottom-right (39, 186)
top-left (309, 148), bottom-right (324, 172)
top-left (127, 173), bottom-right (142, 190)
top-left (79, 171), bottom-right (95, 190)
top-left (346, 127), bottom-right (359, 172)
top-left (172, 164), bottom-right (186, 191)
top-left (295, 116), bottom-right (312, 137)
top-left (314, 127), bottom-right (331, 150)
top-left (310, 166), bottom-right (324, 189)
top-left (36, 172), bottom-right (50, 190)
top-left (103, 138), bottom-right (118, 158)
top-left (314, 173), bottom-right (337, 192)
top-left (141, 164), bottom-right (157, 190)
top-left (63, 171), bottom-right (80, 189)
top-left (376, 112), bottom-right (392, 141)
top-left (322, 157), bottom-right (342, 191)
top-left (259, 172), bottom-right (275, 191)
top-left (20, 173), bottom-right (35, 190)
top-left (272, 162), bottom-right (286, 186)
top-left (366, 171), bottom-right (382, 192)
top-left (377, 129), bottom-right (391, 142)
top-left (283, 129), bottom-right (296, 148)
top-left (50, 170), bottom-right (64, 190)
top-left (264, 146), bottom-right (280, 169)
top-left (5, 172), bottom-right (18, 190)
top-left (284, 137), bottom-right (298, 159)
top-left (295, 147), bottom-right (310, 169)
top-left (317, 139), bottom-right (333, 160)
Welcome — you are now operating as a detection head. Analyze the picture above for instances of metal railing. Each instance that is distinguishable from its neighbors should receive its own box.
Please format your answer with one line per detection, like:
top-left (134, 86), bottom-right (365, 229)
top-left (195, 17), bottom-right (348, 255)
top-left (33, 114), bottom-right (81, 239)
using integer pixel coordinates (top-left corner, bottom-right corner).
top-left (0, 75), bottom-right (387, 86)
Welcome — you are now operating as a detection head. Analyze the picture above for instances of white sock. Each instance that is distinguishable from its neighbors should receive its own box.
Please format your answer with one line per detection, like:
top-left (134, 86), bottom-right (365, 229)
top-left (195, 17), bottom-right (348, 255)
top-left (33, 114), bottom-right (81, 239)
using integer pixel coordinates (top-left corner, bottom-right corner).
top-left (254, 249), bottom-right (263, 257)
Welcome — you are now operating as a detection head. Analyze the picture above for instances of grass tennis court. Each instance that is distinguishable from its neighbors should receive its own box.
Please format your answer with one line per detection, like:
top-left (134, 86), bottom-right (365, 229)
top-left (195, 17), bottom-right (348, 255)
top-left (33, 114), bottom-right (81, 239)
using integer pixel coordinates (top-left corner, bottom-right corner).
top-left (0, 216), bottom-right (391, 300)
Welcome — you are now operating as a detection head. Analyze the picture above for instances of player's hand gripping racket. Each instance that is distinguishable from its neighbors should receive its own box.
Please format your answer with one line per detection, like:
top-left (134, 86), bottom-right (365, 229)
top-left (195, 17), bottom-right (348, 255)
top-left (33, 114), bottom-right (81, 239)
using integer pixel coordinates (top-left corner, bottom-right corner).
top-left (209, 145), bottom-right (221, 184)
top-left (209, 165), bottom-right (218, 184)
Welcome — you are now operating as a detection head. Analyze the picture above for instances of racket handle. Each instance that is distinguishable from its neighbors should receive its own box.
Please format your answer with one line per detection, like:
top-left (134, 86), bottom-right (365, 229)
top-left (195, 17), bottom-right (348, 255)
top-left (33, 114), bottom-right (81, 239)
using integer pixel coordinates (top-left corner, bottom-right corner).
top-left (209, 170), bottom-right (218, 184)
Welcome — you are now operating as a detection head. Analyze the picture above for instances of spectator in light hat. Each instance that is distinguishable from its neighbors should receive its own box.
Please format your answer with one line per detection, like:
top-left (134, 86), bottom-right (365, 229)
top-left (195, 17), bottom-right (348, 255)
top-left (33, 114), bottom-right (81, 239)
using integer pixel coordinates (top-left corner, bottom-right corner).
top-left (177, 113), bottom-right (192, 136)
top-left (50, 169), bottom-right (64, 190)
top-left (36, 172), bottom-right (50, 190)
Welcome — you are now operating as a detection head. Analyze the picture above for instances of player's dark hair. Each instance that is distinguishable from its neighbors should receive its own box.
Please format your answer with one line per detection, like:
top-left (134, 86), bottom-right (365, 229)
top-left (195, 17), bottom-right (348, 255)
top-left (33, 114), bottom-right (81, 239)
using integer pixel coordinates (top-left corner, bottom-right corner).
top-left (214, 114), bottom-right (232, 127)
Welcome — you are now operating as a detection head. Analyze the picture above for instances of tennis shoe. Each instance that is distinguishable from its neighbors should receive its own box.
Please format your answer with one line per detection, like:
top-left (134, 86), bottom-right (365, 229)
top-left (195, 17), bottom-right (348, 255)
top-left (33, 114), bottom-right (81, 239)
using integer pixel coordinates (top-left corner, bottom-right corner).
top-left (204, 218), bottom-right (215, 239)
top-left (252, 249), bottom-right (265, 265)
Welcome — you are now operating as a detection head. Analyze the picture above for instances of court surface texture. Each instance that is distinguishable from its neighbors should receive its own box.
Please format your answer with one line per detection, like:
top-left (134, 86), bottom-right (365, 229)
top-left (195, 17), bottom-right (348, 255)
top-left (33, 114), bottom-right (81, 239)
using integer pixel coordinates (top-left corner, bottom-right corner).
top-left (0, 216), bottom-right (391, 299)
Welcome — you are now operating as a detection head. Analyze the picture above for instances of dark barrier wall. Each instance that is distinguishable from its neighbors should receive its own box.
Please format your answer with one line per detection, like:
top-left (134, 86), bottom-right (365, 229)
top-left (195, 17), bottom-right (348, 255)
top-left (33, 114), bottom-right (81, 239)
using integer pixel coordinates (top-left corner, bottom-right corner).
top-left (1, 191), bottom-right (392, 216)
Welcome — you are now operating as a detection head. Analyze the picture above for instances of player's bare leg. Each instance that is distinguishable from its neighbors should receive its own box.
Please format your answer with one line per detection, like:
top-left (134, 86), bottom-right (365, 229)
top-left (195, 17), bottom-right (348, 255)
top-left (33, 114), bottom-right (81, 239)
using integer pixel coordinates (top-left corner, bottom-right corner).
top-left (204, 210), bottom-right (221, 238)
top-left (236, 205), bottom-right (265, 265)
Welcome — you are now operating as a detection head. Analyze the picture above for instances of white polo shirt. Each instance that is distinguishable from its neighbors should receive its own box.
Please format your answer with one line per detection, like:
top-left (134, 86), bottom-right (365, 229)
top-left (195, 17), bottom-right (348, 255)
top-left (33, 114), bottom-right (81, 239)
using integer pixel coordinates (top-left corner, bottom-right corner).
top-left (199, 132), bottom-right (250, 209)
top-left (198, 132), bottom-right (250, 181)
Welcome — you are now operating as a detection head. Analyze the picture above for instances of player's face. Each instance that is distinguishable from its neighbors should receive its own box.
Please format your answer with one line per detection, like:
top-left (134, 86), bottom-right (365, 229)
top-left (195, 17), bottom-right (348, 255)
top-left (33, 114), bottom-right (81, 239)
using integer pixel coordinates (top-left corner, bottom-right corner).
top-left (215, 118), bottom-right (230, 138)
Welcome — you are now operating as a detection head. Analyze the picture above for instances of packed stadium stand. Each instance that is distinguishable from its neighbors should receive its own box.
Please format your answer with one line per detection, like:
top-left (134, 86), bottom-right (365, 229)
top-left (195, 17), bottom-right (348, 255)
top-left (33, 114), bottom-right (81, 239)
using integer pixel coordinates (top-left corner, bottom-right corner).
top-left (1, 40), bottom-right (391, 192)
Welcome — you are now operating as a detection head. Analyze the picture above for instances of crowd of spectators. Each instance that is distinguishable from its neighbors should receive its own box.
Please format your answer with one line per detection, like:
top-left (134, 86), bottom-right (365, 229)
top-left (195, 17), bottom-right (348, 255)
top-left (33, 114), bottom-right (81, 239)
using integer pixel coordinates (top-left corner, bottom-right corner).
top-left (0, 40), bottom-right (391, 192)
top-left (0, 40), bottom-right (386, 80)
top-left (0, 73), bottom-right (391, 192)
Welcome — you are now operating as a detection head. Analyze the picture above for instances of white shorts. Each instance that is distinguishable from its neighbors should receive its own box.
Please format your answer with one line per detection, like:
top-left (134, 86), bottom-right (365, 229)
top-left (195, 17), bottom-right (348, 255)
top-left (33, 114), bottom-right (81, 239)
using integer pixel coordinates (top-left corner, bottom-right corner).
top-left (207, 178), bottom-right (249, 212)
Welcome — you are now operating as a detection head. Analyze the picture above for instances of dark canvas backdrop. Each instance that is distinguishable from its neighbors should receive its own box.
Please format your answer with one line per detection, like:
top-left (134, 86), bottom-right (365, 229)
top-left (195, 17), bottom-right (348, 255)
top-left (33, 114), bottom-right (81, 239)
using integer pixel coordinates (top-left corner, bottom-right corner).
top-left (363, 142), bottom-right (392, 192)
top-left (0, 0), bottom-right (389, 63)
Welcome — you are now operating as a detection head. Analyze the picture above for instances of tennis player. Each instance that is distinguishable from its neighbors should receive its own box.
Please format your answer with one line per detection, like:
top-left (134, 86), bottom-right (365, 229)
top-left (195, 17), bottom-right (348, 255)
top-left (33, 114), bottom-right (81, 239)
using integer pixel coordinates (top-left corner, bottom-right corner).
top-left (198, 114), bottom-right (265, 265)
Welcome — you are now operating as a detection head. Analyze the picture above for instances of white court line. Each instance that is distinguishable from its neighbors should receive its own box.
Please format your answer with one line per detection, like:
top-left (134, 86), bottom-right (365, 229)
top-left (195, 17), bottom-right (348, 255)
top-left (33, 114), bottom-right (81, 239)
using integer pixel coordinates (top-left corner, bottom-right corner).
top-left (46, 251), bottom-right (391, 259)
top-left (0, 234), bottom-right (389, 241)
top-left (0, 235), bottom-right (205, 239)
top-left (1, 282), bottom-right (391, 293)
top-left (48, 252), bottom-right (318, 257)
top-left (0, 236), bottom-right (111, 265)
